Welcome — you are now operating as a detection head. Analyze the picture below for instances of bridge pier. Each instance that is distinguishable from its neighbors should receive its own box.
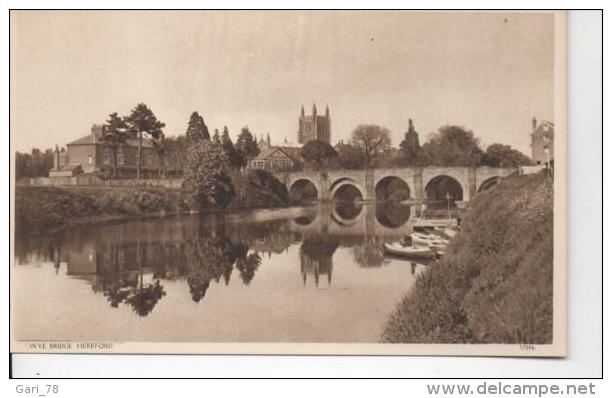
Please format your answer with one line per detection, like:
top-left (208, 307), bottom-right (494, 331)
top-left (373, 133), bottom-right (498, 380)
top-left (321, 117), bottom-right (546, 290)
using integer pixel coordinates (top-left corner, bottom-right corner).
top-left (466, 167), bottom-right (477, 202)
top-left (318, 172), bottom-right (331, 201)
top-left (413, 168), bottom-right (424, 200)
top-left (364, 169), bottom-right (375, 201)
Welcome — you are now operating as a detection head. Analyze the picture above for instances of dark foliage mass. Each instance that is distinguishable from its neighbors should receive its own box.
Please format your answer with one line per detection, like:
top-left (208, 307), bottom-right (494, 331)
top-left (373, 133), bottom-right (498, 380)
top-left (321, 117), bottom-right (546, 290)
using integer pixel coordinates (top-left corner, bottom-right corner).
top-left (14, 186), bottom-right (188, 235)
top-left (383, 174), bottom-right (553, 344)
top-left (15, 148), bottom-right (54, 179)
top-left (301, 139), bottom-right (338, 170)
top-left (482, 143), bottom-right (533, 168)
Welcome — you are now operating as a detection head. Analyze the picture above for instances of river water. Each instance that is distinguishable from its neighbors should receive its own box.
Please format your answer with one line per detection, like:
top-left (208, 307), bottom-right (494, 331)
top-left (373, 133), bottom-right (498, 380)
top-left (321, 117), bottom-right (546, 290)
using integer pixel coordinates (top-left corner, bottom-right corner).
top-left (13, 203), bottom-right (428, 343)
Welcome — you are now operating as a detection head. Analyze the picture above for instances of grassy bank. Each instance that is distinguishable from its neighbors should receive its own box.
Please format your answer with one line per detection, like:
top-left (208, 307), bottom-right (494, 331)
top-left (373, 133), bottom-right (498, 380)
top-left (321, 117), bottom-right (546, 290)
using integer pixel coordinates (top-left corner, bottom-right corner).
top-left (15, 186), bottom-right (189, 235)
top-left (15, 171), bottom-right (291, 235)
top-left (382, 174), bottom-right (553, 344)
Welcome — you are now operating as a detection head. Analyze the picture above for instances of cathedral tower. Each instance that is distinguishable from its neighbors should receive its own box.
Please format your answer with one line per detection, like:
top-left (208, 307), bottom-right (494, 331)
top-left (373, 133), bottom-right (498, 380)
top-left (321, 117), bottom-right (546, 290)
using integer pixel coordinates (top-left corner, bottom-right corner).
top-left (298, 103), bottom-right (331, 145)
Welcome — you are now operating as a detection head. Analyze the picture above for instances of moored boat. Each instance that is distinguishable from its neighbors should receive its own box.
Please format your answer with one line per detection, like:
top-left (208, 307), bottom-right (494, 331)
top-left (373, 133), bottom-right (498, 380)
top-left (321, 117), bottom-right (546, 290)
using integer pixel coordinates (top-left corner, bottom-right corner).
top-left (411, 232), bottom-right (449, 246)
top-left (383, 243), bottom-right (437, 259)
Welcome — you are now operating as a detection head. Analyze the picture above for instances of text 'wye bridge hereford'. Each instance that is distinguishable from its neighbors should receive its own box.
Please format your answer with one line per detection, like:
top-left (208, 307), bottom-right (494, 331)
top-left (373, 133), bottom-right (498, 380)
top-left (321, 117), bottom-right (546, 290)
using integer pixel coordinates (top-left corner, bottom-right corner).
top-left (277, 166), bottom-right (518, 203)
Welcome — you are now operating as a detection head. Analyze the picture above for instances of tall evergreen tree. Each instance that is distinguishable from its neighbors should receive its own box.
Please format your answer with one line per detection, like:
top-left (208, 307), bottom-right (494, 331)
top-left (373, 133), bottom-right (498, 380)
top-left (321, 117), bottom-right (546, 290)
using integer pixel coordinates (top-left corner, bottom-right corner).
top-left (212, 128), bottom-right (221, 144)
top-left (101, 112), bottom-right (130, 177)
top-left (221, 126), bottom-right (244, 169)
top-left (125, 103), bottom-right (165, 179)
top-left (235, 126), bottom-right (260, 162)
top-left (185, 111), bottom-right (210, 144)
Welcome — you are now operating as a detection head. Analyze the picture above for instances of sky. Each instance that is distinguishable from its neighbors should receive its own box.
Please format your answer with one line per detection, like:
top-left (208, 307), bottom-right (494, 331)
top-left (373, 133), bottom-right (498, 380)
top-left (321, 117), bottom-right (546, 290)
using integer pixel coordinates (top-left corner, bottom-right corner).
top-left (11, 11), bottom-right (555, 155)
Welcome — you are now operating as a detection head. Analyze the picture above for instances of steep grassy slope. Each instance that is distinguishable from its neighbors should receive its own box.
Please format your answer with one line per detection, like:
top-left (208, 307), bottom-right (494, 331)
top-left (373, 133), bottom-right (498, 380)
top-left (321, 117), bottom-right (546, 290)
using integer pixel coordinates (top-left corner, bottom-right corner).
top-left (382, 174), bottom-right (554, 344)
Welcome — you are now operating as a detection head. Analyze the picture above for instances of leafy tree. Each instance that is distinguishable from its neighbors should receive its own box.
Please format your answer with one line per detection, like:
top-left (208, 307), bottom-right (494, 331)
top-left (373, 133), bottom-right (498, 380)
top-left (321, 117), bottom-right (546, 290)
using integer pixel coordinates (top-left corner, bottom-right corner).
top-left (482, 144), bottom-right (532, 168)
top-left (125, 103), bottom-right (165, 179)
top-left (350, 124), bottom-right (392, 168)
top-left (397, 119), bottom-right (428, 167)
top-left (335, 142), bottom-right (367, 170)
top-left (235, 126), bottom-right (260, 162)
top-left (246, 169), bottom-right (289, 204)
top-left (301, 139), bottom-right (338, 171)
top-left (101, 112), bottom-right (130, 177)
top-left (421, 125), bottom-right (483, 167)
top-left (185, 111), bottom-right (210, 143)
top-left (184, 139), bottom-right (235, 210)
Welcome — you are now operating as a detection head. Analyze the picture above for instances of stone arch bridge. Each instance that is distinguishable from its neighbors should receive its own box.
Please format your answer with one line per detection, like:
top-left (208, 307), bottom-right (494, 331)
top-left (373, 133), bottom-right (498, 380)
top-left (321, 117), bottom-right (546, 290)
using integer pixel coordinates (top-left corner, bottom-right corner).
top-left (277, 166), bottom-right (517, 203)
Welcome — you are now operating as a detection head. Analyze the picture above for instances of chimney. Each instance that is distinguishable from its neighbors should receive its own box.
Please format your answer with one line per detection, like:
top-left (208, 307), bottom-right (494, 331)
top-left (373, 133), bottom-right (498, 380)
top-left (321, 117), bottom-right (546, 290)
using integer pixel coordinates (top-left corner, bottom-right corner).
top-left (532, 117), bottom-right (537, 131)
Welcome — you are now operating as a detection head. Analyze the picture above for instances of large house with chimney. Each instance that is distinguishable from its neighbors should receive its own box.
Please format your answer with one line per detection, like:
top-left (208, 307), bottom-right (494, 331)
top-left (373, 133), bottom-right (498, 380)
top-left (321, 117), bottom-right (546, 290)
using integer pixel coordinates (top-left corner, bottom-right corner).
top-left (50, 124), bottom-right (166, 179)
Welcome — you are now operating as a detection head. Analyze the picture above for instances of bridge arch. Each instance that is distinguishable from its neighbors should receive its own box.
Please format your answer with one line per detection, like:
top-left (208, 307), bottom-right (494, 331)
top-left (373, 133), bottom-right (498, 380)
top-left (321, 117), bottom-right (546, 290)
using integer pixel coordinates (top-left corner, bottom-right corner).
top-left (329, 177), bottom-right (358, 193)
top-left (331, 181), bottom-right (365, 202)
top-left (288, 178), bottom-right (319, 202)
top-left (478, 176), bottom-right (500, 192)
top-left (331, 202), bottom-right (364, 226)
top-left (424, 174), bottom-right (464, 205)
top-left (375, 176), bottom-right (411, 202)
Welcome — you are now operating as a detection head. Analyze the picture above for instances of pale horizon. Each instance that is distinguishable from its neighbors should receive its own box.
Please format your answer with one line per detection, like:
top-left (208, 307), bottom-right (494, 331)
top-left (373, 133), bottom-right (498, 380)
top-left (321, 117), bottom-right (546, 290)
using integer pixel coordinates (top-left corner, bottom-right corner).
top-left (11, 11), bottom-right (555, 155)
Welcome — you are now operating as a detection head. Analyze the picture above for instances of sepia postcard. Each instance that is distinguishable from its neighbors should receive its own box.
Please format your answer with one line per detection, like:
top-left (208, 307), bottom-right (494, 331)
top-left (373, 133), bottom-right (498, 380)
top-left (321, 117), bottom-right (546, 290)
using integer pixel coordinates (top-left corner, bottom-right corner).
top-left (10, 10), bottom-right (567, 356)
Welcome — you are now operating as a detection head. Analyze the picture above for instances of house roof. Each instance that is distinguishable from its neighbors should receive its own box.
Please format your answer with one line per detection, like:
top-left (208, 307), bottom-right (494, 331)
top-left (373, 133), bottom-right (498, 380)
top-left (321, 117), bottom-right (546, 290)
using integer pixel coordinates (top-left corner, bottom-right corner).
top-left (254, 146), bottom-right (301, 162)
top-left (67, 134), bottom-right (159, 148)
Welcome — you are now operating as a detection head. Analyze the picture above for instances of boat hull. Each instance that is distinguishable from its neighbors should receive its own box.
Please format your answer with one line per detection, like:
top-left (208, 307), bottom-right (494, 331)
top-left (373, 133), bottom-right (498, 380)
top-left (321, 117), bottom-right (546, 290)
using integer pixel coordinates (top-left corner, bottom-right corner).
top-left (383, 243), bottom-right (437, 259)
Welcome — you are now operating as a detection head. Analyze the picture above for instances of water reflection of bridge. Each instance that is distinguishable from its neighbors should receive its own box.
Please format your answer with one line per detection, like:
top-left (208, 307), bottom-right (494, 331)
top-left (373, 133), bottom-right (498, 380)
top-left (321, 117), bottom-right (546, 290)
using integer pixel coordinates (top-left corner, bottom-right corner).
top-left (289, 203), bottom-right (413, 238)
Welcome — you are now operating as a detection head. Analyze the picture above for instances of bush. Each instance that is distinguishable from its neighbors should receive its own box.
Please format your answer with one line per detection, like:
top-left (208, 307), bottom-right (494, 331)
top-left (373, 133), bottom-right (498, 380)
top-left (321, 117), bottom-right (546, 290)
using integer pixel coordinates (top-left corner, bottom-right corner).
top-left (247, 170), bottom-right (288, 199)
top-left (15, 186), bottom-right (187, 235)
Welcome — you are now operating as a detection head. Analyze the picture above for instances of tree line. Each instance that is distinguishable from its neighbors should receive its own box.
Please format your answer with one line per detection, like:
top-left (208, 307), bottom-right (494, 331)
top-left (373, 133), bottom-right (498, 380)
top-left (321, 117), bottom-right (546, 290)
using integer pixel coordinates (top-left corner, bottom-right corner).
top-left (15, 148), bottom-right (54, 179)
top-left (300, 119), bottom-right (532, 171)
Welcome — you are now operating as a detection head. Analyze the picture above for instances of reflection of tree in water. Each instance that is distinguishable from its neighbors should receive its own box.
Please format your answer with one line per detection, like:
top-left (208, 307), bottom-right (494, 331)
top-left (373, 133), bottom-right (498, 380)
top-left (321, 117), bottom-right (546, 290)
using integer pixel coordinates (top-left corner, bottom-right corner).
top-left (235, 252), bottom-right (262, 285)
top-left (35, 215), bottom-right (298, 313)
top-left (353, 237), bottom-right (389, 268)
top-left (184, 236), bottom-right (245, 302)
top-left (100, 241), bottom-right (167, 316)
top-left (125, 280), bottom-right (166, 317)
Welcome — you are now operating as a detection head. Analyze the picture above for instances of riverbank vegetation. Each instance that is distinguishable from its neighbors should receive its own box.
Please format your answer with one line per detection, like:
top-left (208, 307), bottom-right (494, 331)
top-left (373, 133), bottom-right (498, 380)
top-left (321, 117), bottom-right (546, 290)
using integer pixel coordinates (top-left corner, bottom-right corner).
top-left (15, 186), bottom-right (187, 235)
top-left (16, 167), bottom-right (290, 235)
top-left (382, 173), bottom-right (553, 344)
